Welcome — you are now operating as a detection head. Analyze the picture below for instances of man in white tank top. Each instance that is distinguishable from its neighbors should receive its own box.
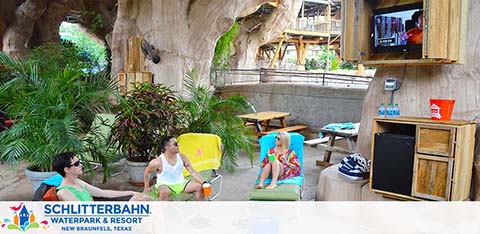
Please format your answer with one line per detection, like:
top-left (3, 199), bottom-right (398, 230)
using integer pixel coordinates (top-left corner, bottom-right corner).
top-left (143, 136), bottom-right (206, 201)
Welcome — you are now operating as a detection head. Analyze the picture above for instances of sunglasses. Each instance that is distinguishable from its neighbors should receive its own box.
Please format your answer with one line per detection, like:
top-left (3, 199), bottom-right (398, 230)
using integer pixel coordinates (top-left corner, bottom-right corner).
top-left (69, 160), bottom-right (82, 167)
top-left (275, 136), bottom-right (281, 140)
top-left (172, 142), bottom-right (178, 147)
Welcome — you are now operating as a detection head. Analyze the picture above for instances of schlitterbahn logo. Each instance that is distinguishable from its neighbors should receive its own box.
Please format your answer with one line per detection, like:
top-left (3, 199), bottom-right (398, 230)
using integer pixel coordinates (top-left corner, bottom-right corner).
top-left (44, 203), bottom-right (150, 232)
top-left (1, 202), bottom-right (49, 233)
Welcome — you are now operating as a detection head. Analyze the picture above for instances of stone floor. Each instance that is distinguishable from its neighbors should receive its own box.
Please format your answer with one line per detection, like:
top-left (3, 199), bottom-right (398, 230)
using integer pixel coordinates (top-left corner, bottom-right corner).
top-left (0, 142), bottom-right (350, 201)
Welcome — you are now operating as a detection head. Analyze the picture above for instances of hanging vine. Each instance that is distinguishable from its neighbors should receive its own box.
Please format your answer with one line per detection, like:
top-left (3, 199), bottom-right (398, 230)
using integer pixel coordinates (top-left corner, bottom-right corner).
top-left (212, 21), bottom-right (239, 70)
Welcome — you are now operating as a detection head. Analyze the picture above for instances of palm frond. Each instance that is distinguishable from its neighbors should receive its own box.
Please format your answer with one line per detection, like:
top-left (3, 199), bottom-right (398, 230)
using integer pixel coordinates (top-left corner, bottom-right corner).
top-left (180, 68), bottom-right (255, 172)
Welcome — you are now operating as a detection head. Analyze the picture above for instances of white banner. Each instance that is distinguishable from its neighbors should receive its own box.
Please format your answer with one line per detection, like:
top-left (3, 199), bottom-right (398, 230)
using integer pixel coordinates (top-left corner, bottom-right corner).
top-left (0, 202), bottom-right (479, 234)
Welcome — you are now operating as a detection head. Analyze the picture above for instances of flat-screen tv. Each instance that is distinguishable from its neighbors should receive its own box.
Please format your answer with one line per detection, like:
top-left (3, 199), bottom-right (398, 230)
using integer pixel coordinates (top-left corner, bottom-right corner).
top-left (372, 3), bottom-right (423, 54)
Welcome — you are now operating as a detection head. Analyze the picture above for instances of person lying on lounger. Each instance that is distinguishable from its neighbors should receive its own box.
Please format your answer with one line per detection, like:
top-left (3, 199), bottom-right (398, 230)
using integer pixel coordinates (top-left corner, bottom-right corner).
top-left (256, 131), bottom-right (301, 190)
top-left (52, 152), bottom-right (148, 201)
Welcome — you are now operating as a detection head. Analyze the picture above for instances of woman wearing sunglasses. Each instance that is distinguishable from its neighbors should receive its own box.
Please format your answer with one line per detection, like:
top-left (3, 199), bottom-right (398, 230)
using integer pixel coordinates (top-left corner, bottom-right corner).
top-left (255, 131), bottom-right (301, 190)
top-left (53, 152), bottom-right (148, 201)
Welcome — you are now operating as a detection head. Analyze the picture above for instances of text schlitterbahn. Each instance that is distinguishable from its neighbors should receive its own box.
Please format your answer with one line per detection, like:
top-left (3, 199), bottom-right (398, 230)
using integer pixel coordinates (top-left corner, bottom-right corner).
top-left (43, 203), bottom-right (150, 232)
top-left (44, 203), bottom-right (150, 215)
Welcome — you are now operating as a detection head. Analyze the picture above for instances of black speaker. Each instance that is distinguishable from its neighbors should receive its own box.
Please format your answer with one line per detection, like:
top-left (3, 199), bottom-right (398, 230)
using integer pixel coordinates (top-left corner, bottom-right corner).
top-left (372, 133), bottom-right (415, 196)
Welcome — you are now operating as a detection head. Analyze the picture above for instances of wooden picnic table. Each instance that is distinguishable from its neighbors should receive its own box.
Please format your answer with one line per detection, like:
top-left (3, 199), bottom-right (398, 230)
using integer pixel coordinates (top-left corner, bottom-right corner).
top-left (315, 123), bottom-right (360, 167)
top-left (237, 111), bottom-right (290, 134)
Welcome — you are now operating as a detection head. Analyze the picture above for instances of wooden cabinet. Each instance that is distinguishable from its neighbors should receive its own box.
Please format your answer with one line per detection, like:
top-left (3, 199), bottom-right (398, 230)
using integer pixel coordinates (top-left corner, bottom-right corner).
top-left (371, 117), bottom-right (475, 201)
top-left (341, 0), bottom-right (469, 66)
top-left (117, 36), bottom-right (153, 95)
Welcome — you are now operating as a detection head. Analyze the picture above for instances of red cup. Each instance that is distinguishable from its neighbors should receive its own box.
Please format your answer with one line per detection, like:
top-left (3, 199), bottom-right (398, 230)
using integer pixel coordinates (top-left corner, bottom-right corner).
top-left (430, 99), bottom-right (455, 120)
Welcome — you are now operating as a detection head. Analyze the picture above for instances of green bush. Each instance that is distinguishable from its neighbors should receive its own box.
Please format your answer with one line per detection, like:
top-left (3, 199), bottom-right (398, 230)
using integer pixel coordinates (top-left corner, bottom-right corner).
top-left (338, 61), bottom-right (358, 70)
top-left (29, 41), bottom-right (103, 77)
top-left (331, 58), bottom-right (339, 70)
top-left (111, 83), bottom-right (188, 162)
top-left (0, 52), bottom-right (115, 174)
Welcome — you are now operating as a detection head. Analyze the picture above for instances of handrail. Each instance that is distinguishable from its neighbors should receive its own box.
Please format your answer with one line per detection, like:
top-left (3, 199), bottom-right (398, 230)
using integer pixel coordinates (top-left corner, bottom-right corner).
top-left (288, 18), bottom-right (341, 34)
top-left (212, 69), bottom-right (373, 89)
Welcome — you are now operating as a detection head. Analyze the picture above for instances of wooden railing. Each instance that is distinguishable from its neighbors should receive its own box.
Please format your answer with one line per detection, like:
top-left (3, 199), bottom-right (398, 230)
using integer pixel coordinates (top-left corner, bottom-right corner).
top-left (288, 18), bottom-right (342, 35)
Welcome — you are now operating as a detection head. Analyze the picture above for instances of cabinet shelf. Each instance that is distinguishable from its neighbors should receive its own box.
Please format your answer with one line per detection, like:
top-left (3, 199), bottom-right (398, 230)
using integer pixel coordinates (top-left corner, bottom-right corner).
top-left (371, 117), bottom-right (475, 201)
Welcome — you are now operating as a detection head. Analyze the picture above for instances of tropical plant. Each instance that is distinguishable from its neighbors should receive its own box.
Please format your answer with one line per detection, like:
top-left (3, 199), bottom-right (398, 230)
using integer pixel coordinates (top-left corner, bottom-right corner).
top-left (29, 41), bottom-right (104, 77)
top-left (318, 45), bottom-right (337, 70)
top-left (59, 23), bottom-right (108, 70)
top-left (338, 61), bottom-right (357, 70)
top-left (179, 69), bottom-right (255, 172)
top-left (305, 58), bottom-right (320, 70)
top-left (212, 21), bottom-right (239, 70)
top-left (111, 82), bottom-right (188, 162)
top-left (0, 52), bottom-right (116, 176)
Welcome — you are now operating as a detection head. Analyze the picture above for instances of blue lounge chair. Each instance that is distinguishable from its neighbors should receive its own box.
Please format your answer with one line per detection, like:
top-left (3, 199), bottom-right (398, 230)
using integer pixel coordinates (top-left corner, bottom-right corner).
top-left (249, 132), bottom-right (304, 201)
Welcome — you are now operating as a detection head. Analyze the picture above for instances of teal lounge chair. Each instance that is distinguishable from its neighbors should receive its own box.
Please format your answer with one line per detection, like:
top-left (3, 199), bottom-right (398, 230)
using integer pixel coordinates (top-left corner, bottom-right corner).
top-left (249, 132), bottom-right (304, 201)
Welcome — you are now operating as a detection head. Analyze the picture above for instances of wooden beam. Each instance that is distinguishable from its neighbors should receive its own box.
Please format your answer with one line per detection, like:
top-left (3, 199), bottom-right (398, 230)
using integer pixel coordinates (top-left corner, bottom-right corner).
top-left (296, 37), bottom-right (306, 65)
top-left (267, 0), bottom-right (279, 7)
top-left (268, 36), bottom-right (285, 68)
top-left (301, 42), bottom-right (311, 65)
top-left (279, 43), bottom-right (289, 60)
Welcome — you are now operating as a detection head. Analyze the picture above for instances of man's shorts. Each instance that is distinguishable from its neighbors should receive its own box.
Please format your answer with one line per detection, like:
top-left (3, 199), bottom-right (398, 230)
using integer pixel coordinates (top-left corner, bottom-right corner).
top-left (153, 179), bottom-right (191, 194)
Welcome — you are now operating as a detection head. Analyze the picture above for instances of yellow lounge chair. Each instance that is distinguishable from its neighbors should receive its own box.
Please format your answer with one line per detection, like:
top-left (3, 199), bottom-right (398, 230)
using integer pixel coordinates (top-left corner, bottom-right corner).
top-left (146, 133), bottom-right (223, 201)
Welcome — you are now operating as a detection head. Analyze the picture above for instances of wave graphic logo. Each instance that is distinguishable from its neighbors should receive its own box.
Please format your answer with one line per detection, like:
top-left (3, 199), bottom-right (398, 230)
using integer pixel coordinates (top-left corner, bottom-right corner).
top-left (0, 202), bottom-right (49, 233)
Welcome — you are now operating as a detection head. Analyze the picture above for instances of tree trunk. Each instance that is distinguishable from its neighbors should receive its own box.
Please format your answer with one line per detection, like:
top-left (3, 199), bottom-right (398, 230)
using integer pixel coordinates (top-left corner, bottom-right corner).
top-left (356, 0), bottom-right (480, 200)
top-left (111, 0), bottom-right (271, 92)
top-left (230, 0), bottom-right (302, 69)
top-left (1, 0), bottom-right (116, 57)
top-left (0, 13), bottom-right (4, 51)
top-left (2, 0), bottom-right (48, 58)
top-left (29, 1), bottom-right (82, 47)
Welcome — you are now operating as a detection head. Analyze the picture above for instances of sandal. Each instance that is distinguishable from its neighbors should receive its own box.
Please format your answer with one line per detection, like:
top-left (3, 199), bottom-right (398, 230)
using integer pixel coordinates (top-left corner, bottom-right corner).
top-left (255, 184), bottom-right (264, 189)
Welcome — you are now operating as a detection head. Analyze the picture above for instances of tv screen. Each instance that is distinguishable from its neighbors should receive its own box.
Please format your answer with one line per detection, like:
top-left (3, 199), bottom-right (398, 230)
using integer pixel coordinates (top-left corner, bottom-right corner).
top-left (373, 3), bottom-right (423, 54)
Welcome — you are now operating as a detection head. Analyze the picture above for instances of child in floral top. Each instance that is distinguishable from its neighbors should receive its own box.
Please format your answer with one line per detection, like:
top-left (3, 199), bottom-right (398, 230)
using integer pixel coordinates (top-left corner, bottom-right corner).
top-left (256, 131), bottom-right (301, 190)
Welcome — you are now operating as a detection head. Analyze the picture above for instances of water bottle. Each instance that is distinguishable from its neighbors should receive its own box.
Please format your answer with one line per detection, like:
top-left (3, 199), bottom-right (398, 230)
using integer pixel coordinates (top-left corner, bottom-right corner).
top-left (378, 103), bottom-right (386, 117)
top-left (386, 103), bottom-right (393, 118)
top-left (394, 103), bottom-right (400, 118)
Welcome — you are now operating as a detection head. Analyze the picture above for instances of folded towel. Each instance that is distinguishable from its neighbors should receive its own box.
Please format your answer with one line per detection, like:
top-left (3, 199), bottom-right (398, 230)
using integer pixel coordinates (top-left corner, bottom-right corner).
top-left (319, 122), bottom-right (356, 138)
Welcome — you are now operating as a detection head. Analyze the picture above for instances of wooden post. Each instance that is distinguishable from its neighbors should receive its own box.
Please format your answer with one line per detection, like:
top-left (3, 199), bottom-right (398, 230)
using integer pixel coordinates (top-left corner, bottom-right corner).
top-left (279, 43), bottom-right (289, 60)
top-left (126, 36), bottom-right (146, 72)
top-left (268, 36), bottom-right (285, 68)
top-left (295, 37), bottom-right (310, 66)
top-left (322, 3), bottom-right (332, 71)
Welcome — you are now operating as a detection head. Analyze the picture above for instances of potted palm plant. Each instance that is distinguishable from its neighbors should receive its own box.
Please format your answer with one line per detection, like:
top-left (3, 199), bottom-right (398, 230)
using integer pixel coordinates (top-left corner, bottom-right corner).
top-left (111, 82), bottom-right (188, 185)
top-left (179, 69), bottom-right (255, 172)
top-left (0, 46), bottom-right (116, 191)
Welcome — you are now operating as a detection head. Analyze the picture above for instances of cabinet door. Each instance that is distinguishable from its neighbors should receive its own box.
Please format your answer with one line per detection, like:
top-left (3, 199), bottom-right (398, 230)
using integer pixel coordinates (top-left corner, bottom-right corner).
top-left (425, 0), bottom-right (450, 59)
top-left (416, 125), bottom-right (456, 157)
top-left (412, 154), bottom-right (453, 201)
